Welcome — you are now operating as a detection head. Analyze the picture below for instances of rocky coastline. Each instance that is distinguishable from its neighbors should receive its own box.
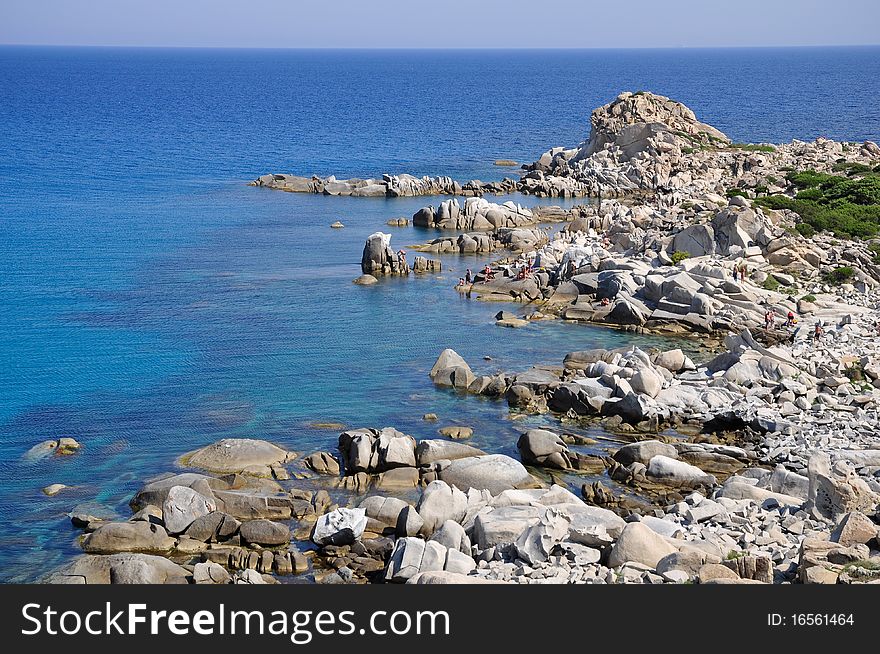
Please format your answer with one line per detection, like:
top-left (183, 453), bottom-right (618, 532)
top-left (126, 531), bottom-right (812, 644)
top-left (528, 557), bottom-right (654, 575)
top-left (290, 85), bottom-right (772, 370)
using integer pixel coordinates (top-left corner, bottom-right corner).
top-left (46, 91), bottom-right (880, 585)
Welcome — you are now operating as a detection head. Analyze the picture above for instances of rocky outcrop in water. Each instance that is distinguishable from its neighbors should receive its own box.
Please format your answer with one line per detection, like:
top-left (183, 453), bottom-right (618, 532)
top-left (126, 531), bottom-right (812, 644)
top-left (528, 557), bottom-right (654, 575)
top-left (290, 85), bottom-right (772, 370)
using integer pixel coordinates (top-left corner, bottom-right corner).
top-left (525, 91), bottom-right (880, 199)
top-left (361, 232), bottom-right (410, 276)
top-left (250, 172), bottom-right (518, 198)
top-left (416, 227), bottom-right (548, 255)
top-left (412, 197), bottom-right (538, 231)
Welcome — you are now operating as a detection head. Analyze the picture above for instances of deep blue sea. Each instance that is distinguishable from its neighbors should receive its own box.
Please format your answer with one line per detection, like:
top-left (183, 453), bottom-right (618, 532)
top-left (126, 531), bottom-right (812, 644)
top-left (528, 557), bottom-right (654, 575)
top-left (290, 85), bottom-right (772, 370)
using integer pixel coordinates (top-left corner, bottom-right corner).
top-left (1, 46), bottom-right (879, 582)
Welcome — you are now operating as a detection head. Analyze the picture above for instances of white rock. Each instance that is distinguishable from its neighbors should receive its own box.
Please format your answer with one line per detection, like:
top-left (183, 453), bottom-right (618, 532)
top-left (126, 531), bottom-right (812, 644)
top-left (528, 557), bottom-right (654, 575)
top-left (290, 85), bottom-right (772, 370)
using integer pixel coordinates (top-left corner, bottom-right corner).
top-left (161, 485), bottom-right (216, 535)
top-left (312, 507), bottom-right (368, 546)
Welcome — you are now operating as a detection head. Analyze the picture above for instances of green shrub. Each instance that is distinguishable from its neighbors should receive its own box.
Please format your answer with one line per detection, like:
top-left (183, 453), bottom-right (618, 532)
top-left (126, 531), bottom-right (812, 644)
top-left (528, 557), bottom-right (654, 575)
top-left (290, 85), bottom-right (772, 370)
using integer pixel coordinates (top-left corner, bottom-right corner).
top-left (795, 187), bottom-right (823, 201)
top-left (681, 146), bottom-right (696, 155)
top-left (731, 142), bottom-right (776, 153)
top-left (800, 294), bottom-right (817, 302)
top-left (832, 161), bottom-right (874, 176)
top-left (762, 276), bottom-right (780, 291)
top-left (755, 170), bottom-right (880, 239)
top-left (670, 251), bottom-right (691, 264)
top-left (726, 187), bottom-right (747, 198)
top-left (766, 175), bottom-right (778, 185)
top-left (823, 266), bottom-right (855, 284)
top-left (844, 559), bottom-right (880, 572)
top-left (795, 222), bottom-right (816, 237)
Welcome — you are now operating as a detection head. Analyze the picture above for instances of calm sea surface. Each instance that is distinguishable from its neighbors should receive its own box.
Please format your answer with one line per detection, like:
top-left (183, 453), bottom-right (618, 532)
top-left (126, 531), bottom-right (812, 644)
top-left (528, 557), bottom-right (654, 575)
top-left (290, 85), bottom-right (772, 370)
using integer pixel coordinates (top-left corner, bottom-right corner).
top-left (1, 46), bottom-right (878, 581)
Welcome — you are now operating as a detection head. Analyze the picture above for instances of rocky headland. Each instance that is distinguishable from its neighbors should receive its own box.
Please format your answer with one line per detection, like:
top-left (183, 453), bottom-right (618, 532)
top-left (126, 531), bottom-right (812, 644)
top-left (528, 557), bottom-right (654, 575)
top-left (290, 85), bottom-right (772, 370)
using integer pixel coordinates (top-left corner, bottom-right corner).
top-left (44, 91), bottom-right (880, 585)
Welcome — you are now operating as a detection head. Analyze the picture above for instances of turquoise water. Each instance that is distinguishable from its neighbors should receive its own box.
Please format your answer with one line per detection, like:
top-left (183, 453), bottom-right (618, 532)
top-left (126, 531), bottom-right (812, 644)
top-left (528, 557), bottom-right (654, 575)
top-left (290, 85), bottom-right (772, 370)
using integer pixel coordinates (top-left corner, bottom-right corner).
top-left (1, 46), bottom-right (879, 581)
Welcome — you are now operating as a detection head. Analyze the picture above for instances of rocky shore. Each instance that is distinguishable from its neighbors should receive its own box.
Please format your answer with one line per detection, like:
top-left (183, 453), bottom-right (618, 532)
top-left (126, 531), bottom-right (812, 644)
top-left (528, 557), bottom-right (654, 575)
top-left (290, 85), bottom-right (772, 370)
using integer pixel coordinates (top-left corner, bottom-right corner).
top-left (44, 91), bottom-right (880, 585)
top-left (46, 312), bottom-right (880, 586)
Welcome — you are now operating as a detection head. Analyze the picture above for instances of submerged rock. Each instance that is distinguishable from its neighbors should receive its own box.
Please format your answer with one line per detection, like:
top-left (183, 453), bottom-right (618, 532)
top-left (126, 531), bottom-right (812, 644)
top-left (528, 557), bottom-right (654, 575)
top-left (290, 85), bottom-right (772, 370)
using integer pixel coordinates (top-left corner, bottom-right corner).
top-left (181, 438), bottom-right (294, 477)
top-left (353, 274), bottom-right (378, 285)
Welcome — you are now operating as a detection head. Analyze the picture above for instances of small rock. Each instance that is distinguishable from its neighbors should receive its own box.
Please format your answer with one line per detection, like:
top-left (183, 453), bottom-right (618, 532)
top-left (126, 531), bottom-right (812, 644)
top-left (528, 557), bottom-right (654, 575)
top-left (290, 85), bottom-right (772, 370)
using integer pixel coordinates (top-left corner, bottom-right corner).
top-left (193, 561), bottom-right (231, 584)
top-left (353, 274), bottom-right (378, 285)
top-left (438, 426), bottom-right (474, 440)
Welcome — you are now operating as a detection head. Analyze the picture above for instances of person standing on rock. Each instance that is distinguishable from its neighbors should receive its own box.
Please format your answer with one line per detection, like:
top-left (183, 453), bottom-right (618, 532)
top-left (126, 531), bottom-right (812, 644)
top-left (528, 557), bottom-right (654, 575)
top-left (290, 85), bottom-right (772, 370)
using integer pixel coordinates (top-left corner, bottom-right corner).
top-left (813, 321), bottom-right (824, 344)
top-left (465, 268), bottom-right (472, 284)
top-left (764, 310), bottom-right (774, 330)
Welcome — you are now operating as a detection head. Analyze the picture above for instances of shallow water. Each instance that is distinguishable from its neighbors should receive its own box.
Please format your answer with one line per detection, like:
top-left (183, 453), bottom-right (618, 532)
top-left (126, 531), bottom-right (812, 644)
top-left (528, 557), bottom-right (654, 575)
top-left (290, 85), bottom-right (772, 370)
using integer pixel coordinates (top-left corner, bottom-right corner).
top-left (1, 46), bottom-right (879, 581)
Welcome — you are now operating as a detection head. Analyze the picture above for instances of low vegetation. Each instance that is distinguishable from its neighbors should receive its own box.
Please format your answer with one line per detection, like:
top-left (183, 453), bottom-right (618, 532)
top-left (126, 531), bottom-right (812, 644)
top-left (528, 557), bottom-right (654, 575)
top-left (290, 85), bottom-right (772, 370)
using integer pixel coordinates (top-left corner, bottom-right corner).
top-left (732, 142), bottom-right (776, 153)
top-left (755, 169), bottom-right (880, 239)
top-left (823, 266), bottom-right (855, 285)
top-left (670, 251), bottom-right (691, 264)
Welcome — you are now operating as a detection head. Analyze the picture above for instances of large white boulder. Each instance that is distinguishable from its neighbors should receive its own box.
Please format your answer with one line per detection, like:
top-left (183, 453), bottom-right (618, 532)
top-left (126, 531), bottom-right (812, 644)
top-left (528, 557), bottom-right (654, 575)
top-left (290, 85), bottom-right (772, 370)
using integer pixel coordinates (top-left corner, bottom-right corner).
top-left (607, 521), bottom-right (678, 568)
top-left (162, 485), bottom-right (216, 534)
top-left (417, 480), bottom-right (468, 535)
top-left (437, 454), bottom-right (535, 495)
top-left (312, 508), bottom-right (368, 546)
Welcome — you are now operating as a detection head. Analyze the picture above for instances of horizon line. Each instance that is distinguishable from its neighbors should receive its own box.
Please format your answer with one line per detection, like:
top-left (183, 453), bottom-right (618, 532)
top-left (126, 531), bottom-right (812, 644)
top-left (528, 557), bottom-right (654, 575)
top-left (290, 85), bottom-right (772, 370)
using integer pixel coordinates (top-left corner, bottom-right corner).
top-left (1, 43), bottom-right (879, 51)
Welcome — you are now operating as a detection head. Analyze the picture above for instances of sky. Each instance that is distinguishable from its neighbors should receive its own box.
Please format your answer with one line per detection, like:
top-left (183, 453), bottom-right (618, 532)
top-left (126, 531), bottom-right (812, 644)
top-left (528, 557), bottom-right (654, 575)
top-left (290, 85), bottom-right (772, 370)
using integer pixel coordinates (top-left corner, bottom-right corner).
top-left (0, 0), bottom-right (878, 49)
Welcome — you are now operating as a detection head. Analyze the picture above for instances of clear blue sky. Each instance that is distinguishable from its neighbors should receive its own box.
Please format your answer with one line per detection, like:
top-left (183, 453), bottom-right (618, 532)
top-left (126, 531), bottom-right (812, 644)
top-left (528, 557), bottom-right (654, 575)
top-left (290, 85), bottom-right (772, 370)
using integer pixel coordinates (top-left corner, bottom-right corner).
top-left (1, 0), bottom-right (878, 48)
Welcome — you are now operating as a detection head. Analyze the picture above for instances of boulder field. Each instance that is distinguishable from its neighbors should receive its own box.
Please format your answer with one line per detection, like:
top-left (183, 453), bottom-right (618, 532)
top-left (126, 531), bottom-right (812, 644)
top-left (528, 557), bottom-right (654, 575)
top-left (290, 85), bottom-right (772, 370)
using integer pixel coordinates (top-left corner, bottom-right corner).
top-left (43, 91), bottom-right (880, 585)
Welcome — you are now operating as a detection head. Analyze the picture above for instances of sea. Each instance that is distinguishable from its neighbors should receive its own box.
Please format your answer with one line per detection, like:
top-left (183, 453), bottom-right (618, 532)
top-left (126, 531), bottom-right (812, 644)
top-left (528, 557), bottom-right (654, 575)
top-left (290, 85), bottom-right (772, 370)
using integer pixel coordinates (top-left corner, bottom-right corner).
top-left (1, 46), bottom-right (878, 581)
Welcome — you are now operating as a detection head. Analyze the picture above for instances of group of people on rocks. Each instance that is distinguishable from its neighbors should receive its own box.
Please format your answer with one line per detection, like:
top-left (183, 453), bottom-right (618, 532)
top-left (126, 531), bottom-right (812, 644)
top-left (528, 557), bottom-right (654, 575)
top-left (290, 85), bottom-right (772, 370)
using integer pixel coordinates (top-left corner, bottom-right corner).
top-left (764, 308), bottom-right (797, 330)
top-left (458, 260), bottom-right (542, 288)
top-left (763, 305), bottom-right (829, 346)
top-left (453, 255), bottom-right (831, 349)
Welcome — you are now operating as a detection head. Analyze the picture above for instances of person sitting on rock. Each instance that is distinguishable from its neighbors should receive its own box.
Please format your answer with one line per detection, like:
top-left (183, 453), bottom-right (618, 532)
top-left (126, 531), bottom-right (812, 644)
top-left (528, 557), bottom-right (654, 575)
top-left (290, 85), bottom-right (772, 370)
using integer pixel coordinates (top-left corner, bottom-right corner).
top-left (786, 310), bottom-right (795, 327)
top-left (458, 277), bottom-right (465, 287)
